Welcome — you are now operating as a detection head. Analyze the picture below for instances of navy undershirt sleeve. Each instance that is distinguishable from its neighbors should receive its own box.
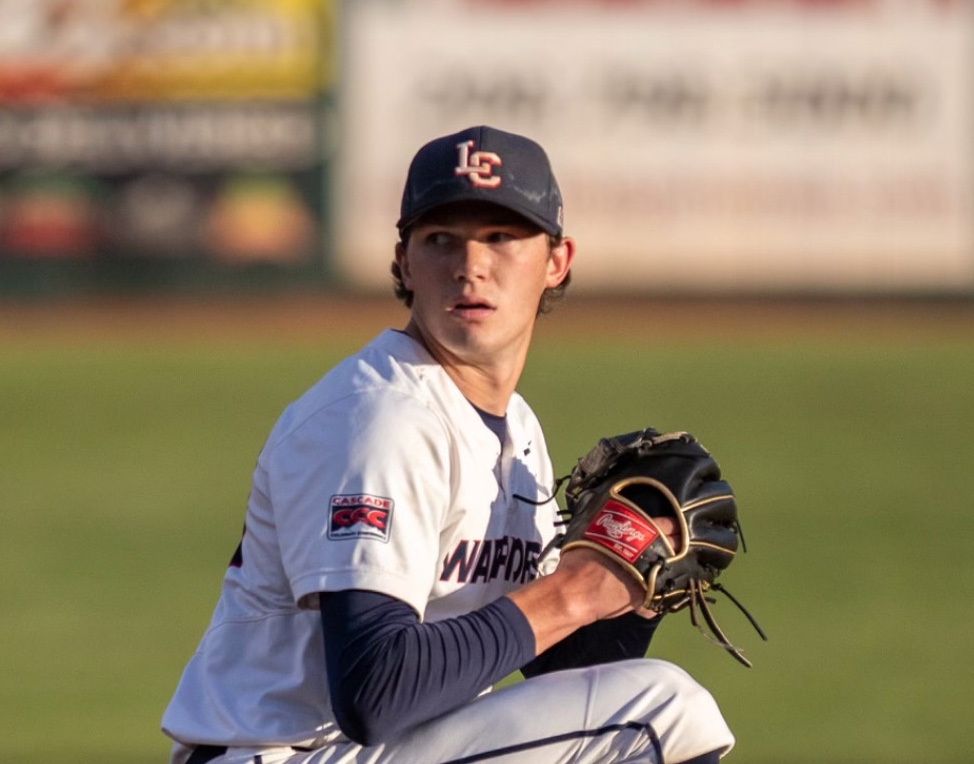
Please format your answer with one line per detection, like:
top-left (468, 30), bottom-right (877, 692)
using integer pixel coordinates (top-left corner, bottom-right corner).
top-left (319, 590), bottom-right (535, 746)
top-left (521, 611), bottom-right (663, 678)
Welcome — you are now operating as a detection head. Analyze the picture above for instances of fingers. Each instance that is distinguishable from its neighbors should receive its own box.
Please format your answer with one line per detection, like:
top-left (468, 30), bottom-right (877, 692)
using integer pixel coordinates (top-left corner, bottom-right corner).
top-left (653, 515), bottom-right (682, 551)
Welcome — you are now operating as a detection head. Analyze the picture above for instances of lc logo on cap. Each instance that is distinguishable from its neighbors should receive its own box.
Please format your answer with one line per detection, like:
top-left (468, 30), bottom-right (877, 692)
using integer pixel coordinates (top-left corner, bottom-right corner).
top-left (397, 125), bottom-right (564, 236)
top-left (455, 140), bottom-right (501, 188)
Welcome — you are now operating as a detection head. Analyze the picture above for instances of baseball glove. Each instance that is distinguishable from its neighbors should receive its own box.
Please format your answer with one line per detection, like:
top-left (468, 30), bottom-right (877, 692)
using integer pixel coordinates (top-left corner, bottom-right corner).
top-left (546, 428), bottom-right (766, 666)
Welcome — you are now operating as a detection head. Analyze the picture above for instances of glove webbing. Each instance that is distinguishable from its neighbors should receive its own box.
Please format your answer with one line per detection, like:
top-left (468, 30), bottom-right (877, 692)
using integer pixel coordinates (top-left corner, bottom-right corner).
top-left (568, 430), bottom-right (691, 497)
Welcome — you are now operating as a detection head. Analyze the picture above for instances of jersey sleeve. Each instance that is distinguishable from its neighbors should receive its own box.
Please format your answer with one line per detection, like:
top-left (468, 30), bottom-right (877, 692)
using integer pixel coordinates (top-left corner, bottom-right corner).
top-left (263, 389), bottom-right (453, 615)
top-left (319, 589), bottom-right (535, 745)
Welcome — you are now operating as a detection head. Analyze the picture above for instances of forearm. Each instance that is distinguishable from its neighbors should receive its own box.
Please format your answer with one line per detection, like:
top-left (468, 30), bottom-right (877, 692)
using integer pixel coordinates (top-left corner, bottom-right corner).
top-left (505, 547), bottom-right (645, 654)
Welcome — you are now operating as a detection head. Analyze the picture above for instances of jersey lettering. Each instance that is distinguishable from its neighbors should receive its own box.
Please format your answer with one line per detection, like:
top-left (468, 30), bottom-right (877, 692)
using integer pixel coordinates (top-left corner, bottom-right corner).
top-left (488, 537), bottom-right (509, 580)
top-left (470, 541), bottom-right (493, 583)
top-left (440, 536), bottom-right (541, 585)
top-left (504, 537), bottom-right (524, 581)
top-left (440, 539), bottom-right (481, 581)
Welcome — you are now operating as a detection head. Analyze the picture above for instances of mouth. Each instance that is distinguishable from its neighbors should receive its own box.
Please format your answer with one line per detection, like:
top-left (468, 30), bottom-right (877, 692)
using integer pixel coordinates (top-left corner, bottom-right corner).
top-left (449, 297), bottom-right (496, 320)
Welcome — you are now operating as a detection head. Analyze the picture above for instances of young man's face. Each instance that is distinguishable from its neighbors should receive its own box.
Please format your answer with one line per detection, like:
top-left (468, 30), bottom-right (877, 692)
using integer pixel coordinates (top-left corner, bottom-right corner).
top-left (395, 201), bottom-right (573, 369)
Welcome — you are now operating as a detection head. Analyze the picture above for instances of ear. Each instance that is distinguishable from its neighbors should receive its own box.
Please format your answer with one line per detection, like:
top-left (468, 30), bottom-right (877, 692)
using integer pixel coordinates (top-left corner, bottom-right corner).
top-left (545, 236), bottom-right (575, 288)
top-left (394, 241), bottom-right (412, 289)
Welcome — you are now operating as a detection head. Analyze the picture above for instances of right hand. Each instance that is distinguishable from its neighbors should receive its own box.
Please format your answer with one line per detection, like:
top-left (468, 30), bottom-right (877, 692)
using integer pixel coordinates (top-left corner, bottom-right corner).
top-left (554, 546), bottom-right (646, 620)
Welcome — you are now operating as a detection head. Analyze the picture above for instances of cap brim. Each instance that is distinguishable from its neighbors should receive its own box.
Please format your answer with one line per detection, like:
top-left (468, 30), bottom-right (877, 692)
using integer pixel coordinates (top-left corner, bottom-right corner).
top-left (397, 199), bottom-right (561, 236)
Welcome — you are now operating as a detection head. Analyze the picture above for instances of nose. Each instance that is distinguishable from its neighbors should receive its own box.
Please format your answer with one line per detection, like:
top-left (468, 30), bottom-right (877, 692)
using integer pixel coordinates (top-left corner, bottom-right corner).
top-left (454, 240), bottom-right (490, 283)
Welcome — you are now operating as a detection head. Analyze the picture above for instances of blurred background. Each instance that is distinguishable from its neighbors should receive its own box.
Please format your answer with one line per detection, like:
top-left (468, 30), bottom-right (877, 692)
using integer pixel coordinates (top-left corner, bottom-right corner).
top-left (2, 1), bottom-right (973, 763)
top-left (0, 0), bottom-right (970, 297)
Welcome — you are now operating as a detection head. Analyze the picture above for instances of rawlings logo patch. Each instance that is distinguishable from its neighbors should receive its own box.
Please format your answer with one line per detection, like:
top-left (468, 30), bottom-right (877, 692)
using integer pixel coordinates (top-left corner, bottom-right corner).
top-left (328, 494), bottom-right (394, 542)
top-left (582, 499), bottom-right (658, 563)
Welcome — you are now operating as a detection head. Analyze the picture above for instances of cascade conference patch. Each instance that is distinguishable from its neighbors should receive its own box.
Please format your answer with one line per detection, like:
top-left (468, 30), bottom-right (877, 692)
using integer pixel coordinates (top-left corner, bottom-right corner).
top-left (328, 494), bottom-right (394, 542)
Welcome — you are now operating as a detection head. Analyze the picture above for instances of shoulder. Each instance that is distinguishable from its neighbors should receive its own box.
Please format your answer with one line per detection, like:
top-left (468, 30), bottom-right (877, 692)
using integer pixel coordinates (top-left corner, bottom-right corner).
top-left (258, 331), bottom-right (475, 470)
top-left (507, 391), bottom-right (546, 443)
top-left (507, 390), bottom-right (539, 423)
top-left (268, 331), bottom-right (447, 442)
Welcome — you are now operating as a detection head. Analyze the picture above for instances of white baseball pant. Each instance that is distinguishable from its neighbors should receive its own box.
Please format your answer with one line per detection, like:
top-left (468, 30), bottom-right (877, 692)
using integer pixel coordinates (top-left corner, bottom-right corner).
top-left (169, 659), bottom-right (734, 764)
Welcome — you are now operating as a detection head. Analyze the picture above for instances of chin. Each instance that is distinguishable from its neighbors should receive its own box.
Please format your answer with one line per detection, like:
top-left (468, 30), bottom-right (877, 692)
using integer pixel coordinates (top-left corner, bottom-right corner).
top-left (442, 327), bottom-right (495, 356)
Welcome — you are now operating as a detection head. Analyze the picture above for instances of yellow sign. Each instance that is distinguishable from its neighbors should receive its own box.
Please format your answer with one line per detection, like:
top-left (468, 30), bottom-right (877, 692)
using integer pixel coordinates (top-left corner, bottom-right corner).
top-left (0, 0), bottom-right (334, 104)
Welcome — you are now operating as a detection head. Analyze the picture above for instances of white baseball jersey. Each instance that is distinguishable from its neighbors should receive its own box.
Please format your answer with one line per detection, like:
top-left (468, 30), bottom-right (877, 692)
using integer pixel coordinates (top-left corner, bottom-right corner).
top-left (162, 329), bottom-right (560, 749)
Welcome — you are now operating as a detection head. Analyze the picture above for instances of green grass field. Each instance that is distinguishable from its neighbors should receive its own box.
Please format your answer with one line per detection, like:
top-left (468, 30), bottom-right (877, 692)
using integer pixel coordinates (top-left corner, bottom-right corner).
top-left (2, 303), bottom-right (972, 763)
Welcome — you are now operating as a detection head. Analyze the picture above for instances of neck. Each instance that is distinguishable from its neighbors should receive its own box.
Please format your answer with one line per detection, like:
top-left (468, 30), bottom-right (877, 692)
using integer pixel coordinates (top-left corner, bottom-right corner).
top-left (403, 320), bottom-right (525, 416)
top-left (450, 367), bottom-right (517, 416)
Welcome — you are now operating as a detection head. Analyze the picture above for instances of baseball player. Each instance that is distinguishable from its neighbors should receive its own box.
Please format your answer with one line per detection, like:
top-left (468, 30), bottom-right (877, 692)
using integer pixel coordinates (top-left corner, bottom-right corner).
top-left (162, 125), bottom-right (735, 764)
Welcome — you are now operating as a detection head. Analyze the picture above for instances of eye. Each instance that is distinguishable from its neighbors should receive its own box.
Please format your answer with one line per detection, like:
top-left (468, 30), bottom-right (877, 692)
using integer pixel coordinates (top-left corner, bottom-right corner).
top-left (485, 230), bottom-right (516, 244)
top-left (423, 231), bottom-right (454, 247)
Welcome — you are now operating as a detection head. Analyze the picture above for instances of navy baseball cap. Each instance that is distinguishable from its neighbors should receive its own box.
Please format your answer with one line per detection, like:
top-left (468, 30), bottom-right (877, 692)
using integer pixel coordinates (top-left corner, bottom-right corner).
top-left (397, 125), bottom-right (564, 236)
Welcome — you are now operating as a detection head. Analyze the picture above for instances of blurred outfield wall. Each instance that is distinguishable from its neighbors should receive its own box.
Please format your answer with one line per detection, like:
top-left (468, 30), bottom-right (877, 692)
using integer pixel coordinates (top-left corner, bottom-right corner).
top-left (0, 0), bottom-right (338, 294)
top-left (1, 0), bottom-right (972, 297)
top-left (336, 0), bottom-right (974, 295)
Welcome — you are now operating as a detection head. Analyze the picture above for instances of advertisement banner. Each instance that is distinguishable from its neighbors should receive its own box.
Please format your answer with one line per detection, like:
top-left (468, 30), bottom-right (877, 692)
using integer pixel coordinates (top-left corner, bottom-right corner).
top-left (0, 0), bottom-right (334, 270)
top-left (335, 0), bottom-right (974, 293)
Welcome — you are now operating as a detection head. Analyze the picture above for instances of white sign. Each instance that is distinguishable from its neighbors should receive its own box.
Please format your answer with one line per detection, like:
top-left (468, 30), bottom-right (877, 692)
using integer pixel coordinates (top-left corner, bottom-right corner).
top-left (335, 0), bottom-right (974, 293)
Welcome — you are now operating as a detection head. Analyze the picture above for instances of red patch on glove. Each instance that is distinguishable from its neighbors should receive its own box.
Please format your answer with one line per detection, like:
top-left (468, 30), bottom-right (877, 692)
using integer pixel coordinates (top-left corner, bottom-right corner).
top-left (582, 499), bottom-right (659, 563)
